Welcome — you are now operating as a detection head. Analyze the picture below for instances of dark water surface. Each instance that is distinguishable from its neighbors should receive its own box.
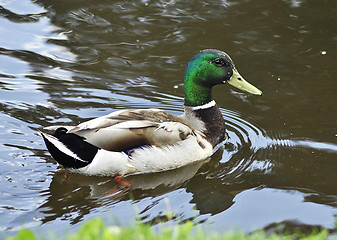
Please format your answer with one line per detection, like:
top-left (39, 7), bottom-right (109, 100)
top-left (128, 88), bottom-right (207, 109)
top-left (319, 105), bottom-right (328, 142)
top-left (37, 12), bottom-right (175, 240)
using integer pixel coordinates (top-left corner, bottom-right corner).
top-left (1, 0), bottom-right (337, 237)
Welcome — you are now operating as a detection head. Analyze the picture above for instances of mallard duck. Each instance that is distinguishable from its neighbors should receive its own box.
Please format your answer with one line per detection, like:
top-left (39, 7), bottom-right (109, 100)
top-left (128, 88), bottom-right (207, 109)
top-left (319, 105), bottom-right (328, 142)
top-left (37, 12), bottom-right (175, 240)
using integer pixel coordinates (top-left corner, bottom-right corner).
top-left (41, 49), bottom-right (262, 177)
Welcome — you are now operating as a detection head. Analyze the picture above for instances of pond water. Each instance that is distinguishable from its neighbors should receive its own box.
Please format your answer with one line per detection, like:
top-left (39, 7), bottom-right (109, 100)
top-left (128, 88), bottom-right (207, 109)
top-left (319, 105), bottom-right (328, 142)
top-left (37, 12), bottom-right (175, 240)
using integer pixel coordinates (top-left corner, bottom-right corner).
top-left (0, 0), bottom-right (337, 237)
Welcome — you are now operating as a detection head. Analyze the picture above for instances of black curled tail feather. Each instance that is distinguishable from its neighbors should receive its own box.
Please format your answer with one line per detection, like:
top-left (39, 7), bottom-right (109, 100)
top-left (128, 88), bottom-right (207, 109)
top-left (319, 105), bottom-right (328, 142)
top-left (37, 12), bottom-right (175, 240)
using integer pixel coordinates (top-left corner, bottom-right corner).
top-left (41, 127), bottom-right (99, 169)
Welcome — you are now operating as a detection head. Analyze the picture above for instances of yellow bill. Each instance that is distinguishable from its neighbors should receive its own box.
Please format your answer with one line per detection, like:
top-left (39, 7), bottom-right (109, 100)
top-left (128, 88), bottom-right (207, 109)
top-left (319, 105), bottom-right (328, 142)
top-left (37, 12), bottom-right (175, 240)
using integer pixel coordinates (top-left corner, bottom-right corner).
top-left (226, 69), bottom-right (262, 95)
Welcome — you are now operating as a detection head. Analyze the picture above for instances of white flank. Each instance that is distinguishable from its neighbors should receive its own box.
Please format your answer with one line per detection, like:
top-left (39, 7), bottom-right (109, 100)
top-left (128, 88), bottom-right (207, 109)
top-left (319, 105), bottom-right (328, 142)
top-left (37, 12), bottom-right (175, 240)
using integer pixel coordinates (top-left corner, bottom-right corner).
top-left (191, 100), bottom-right (216, 111)
top-left (70, 133), bottom-right (214, 177)
top-left (81, 149), bottom-right (133, 176)
top-left (42, 133), bottom-right (84, 162)
top-left (129, 135), bottom-right (213, 173)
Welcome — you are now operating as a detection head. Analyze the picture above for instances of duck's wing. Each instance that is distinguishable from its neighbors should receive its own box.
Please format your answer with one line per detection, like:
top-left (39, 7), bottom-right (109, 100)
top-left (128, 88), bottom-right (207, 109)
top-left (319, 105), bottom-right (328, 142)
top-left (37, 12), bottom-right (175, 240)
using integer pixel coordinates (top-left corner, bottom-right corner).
top-left (44, 109), bottom-right (195, 152)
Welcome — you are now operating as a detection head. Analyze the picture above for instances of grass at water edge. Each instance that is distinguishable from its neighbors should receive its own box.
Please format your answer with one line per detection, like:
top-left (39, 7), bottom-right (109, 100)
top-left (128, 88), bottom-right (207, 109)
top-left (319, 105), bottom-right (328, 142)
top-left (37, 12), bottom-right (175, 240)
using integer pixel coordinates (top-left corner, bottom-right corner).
top-left (6, 218), bottom-right (330, 240)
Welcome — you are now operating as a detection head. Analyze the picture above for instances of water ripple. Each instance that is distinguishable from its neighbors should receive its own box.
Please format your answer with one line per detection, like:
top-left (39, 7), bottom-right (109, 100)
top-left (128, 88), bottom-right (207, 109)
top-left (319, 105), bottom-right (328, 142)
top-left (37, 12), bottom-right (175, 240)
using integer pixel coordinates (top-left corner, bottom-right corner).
top-left (214, 107), bottom-right (337, 184)
top-left (221, 107), bottom-right (337, 155)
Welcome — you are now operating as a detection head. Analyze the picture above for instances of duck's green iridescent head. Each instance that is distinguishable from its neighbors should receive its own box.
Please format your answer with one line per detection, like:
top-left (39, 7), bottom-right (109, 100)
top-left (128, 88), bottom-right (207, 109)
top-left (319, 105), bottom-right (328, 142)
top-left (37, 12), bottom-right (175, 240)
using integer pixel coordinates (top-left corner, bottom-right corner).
top-left (184, 49), bottom-right (262, 107)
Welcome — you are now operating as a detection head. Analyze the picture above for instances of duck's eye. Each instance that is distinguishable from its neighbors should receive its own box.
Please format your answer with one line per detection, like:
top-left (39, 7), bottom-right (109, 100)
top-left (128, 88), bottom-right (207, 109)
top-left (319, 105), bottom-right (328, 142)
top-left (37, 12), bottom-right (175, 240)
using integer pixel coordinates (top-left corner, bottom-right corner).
top-left (212, 58), bottom-right (224, 67)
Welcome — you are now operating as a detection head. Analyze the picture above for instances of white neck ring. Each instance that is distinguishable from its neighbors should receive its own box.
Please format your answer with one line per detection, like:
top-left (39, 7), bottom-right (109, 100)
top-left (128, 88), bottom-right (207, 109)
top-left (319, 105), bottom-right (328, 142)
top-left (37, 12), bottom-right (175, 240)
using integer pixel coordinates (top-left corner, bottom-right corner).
top-left (191, 100), bottom-right (216, 111)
